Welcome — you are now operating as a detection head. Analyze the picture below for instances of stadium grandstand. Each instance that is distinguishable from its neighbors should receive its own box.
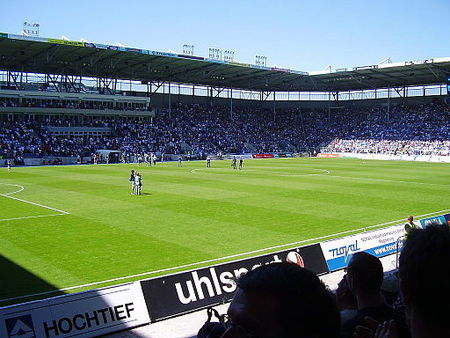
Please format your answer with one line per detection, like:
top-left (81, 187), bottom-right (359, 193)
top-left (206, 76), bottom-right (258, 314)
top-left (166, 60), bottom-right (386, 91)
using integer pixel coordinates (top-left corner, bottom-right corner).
top-left (1, 31), bottom-right (450, 338)
top-left (1, 33), bottom-right (449, 166)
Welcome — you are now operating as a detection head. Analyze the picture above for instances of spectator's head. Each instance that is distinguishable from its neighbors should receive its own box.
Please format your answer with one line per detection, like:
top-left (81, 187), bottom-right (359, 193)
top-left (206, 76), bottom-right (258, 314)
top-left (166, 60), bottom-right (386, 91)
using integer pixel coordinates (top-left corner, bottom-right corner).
top-left (221, 262), bottom-right (340, 338)
top-left (346, 252), bottom-right (383, 297)
top-left (399, 224), bottom-right (450, 335)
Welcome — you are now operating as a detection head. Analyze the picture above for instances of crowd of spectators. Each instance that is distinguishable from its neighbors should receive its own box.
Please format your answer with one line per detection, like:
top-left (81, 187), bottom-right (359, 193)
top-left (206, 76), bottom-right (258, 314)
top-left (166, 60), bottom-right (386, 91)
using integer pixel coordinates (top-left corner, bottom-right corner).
top-left (324, 104), bottom-right (450, 156)
top-left (0, 102), bottom-right (449, 160)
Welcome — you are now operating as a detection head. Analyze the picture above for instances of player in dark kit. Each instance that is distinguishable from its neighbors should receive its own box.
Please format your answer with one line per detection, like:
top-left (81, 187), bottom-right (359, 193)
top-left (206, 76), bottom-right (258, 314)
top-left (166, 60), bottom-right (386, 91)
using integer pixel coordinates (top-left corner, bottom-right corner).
top-left (129, 170), bottom-right (135, 194)
top-left (232, 157), bottom-right (237, 170)
top-left (239, 158), bottom-right (244, 170)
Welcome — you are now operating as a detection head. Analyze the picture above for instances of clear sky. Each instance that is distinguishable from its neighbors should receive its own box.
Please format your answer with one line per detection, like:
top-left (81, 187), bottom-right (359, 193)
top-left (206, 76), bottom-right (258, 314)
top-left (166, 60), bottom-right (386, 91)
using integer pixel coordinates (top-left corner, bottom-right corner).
top-left (1, 0), bottom-right (449, 72)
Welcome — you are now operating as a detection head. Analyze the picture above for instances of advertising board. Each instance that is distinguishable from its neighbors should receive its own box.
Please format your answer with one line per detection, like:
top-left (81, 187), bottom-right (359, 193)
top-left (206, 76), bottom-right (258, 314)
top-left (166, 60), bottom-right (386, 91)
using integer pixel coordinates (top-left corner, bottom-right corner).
top-left (320, 225), bottom-right (405, 271)
top-left (7, 34), bottom-right (48, 43)
top-left (47, 39), bottom-right (84, 47)
top-left (177, 54), bottom-right (205, 61)
top-left (140, 244), bottom-right (327, 321)
top-left (0, 283), bottom-right (149, 338)
top-left (252, 154), bottom-right (274, 159)
top-left (418, 214), bottom-right (449, 228)
top-left (317, 153), bottom-right (340, 158)
top-left (445, 213), bottom-right (450, 225)
top-left (126, 48), bottom-right (141, 53)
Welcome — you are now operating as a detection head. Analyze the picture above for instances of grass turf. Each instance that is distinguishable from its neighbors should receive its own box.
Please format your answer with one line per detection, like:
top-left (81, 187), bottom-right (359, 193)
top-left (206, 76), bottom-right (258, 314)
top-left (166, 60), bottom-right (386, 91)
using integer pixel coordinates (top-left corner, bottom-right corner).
top-left (0, 158), bottom-right (449, 305)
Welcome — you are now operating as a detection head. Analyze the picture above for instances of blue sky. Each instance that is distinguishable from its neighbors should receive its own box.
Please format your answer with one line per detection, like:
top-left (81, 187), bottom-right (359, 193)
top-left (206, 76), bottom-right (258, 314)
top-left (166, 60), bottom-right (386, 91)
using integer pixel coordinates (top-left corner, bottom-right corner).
top-left (1, 0), bottom-right (449, 72)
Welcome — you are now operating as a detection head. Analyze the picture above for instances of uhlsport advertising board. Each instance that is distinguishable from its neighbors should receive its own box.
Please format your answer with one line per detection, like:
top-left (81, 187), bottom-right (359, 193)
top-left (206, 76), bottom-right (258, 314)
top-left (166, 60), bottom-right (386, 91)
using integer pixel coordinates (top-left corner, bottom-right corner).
top-left (0, 282), bottom-right (149, 338)
top-left (140, 243), bottom-right (327, 321)
top-left (320, 225), bottom-right (405, 271)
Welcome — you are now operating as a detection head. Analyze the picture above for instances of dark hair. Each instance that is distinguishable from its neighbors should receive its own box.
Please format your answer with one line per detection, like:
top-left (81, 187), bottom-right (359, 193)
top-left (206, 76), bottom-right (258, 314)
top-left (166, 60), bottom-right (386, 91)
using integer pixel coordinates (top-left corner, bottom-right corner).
top-left (237, 262), bottom-right (340, 338)
top-left (399, 224), bottom-right (450, 326)
top-left (347, 252), bottom-right (383, 295)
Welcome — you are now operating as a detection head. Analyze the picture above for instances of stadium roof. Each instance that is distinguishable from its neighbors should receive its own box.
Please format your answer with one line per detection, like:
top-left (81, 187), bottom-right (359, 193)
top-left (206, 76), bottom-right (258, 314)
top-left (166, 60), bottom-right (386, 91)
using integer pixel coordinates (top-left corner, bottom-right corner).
top-left (1, 33), bottom-right (449, 92)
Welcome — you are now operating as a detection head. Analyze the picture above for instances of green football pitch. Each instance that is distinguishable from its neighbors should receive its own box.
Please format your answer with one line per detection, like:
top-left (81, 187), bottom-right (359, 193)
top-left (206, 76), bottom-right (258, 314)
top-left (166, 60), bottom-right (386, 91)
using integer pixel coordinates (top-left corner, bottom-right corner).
top-left (1, 158), bottom-right (449, 306)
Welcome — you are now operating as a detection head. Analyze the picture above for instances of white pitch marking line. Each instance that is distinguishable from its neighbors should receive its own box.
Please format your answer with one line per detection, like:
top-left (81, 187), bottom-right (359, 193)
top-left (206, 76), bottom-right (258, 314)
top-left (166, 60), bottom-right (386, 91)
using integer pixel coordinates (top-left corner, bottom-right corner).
top-left (328, 174), bottom-right (450, 187)
top-left (0, 183), bottom-right (25, 195)
top-left (190, 168), bottom-right (258, 173)
top-left (3, 208), bottom-right (450, 303)
top-left (0, 183), bottom-right (70, 215)
top-left (190, 168), bottom-right (330, 176)
top-left (0, 194), bottom-right (70, 215)
top-left (279, 169), bottom-right (331, 177)
top-left (190, 168), bottom-right (226, 173)
top-left (0, 214), bottom-right (66, 222)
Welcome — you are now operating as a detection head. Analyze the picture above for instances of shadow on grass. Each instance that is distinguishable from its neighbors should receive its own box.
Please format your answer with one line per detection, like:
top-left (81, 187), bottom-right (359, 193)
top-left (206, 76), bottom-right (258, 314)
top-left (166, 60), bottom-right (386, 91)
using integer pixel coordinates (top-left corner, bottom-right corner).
top-left (0, 255), bottom-right (65, 307)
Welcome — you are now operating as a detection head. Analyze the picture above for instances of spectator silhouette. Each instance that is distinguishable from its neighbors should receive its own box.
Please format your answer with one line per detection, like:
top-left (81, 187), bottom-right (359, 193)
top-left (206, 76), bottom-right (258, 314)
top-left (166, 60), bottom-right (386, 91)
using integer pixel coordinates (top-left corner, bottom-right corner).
top-left (220, 262), bottom-right (340, 338)
top-left (398, 225), bottom-right (450, 337)
top-left (341, 252), bottom-right (398, 337)
top-left (354, 224), bottom-right (450, 338)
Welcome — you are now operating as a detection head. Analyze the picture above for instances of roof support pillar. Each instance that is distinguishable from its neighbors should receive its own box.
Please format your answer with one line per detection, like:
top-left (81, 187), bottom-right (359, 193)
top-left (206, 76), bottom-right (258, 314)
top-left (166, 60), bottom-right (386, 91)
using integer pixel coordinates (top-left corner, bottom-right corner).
top-left (7, 71), bottom-right (23, 90)
top-left (230, 87), bottom-right (233, 119)
top-left (97, 77), bottom-right (117, 95)
top-left (273, 91), bottom-right (276, 122)
top-left (168, 81), bottom-right (172, 119)
top-left (260, 91), bottom-right (272, 102)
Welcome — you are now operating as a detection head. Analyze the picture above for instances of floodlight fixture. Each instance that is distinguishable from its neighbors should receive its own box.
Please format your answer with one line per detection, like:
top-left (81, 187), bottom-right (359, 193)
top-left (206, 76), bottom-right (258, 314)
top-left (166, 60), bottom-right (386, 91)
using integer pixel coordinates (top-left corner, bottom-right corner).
top-left (255, 55), bottom-right (267, 67)
top-left (209, 48), bottom-right (223, 61)
top-left (183, 44), bottom-right (194, 55)
top-left (22, 21), bottom-right (40, 37)
top-left (224, 50), bottom-right (235, 62)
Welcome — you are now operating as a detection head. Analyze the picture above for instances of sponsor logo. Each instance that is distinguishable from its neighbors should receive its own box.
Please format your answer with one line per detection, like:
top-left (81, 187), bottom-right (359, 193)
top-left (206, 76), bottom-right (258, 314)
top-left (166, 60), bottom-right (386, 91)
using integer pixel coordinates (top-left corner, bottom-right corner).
top-left (42, 303), bottom-right (135, 337)
top-left (252, 154), bottom-right (274, 159)
top-left (317, 153), bottom-right (340, 158)
top-left (141, 243), bottom-right (328, 320)
top-left (286, 251), bottom-right (304, 267)
top-left (419, 215), bottom-right (447, 228)
top-left (328, 240), bottom-right (360, 262)
top-left (5, 315), bottom-right (36, 338)
top-left (174, 255), bottom-right (282, 304)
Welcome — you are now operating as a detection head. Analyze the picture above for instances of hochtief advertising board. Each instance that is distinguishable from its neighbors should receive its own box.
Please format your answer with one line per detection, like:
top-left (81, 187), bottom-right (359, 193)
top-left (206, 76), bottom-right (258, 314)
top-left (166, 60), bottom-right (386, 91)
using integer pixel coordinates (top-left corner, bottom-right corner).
top-left (320, 225), bottom-right (405, 271)
top-left (0, 282), bottom-right (149, 338)
top-left (140, 243), bottom-right (327, 321)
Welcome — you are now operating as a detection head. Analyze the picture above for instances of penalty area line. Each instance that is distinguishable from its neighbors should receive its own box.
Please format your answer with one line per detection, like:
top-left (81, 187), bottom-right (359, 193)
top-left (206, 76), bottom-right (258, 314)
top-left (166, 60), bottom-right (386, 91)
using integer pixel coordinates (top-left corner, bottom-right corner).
top-left (0, 194), bottom-right (70, 215)
top-left (2, 207), bottom-right (450, 303)
top-left (0, 214), bottom-right (67, 222)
